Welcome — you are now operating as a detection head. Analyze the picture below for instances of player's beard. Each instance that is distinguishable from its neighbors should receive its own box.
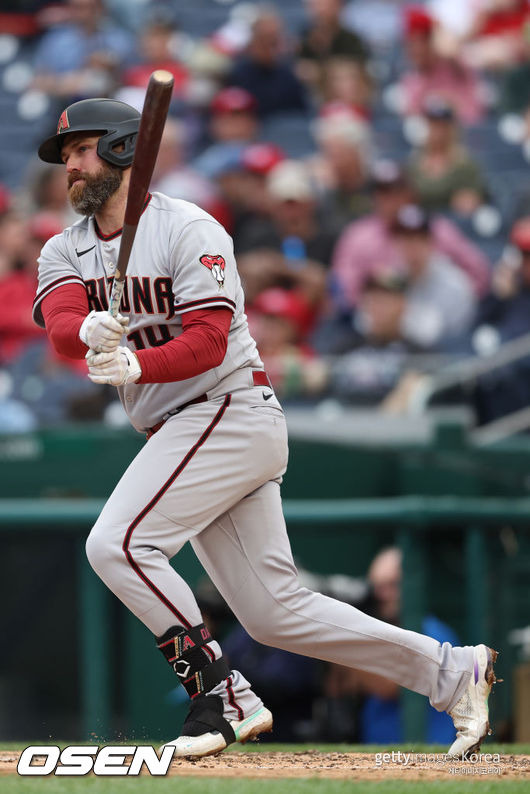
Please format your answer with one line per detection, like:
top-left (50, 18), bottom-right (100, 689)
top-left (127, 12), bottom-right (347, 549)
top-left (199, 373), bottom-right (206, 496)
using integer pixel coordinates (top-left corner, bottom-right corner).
top-left (68, 162), bottom-right (123, 216)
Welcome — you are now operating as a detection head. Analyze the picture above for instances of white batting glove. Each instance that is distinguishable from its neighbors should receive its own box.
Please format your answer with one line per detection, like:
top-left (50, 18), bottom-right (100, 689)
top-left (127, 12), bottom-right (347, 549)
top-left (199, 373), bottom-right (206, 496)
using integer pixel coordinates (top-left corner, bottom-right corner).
top-left (79, 310), bottom-right (129, 353)
top-left (86, 346), bottom-right (142, 386)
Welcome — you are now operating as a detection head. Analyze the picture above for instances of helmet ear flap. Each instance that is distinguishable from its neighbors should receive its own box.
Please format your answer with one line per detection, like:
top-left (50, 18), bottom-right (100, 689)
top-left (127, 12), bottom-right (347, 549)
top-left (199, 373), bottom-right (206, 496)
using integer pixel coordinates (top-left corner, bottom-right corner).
top-left (97, 120), bottom-right (139, 167)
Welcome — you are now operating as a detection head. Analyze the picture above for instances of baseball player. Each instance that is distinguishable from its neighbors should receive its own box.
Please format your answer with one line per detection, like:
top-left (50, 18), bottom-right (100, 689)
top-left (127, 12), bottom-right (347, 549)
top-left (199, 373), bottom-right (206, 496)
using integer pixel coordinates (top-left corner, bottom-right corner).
top-left (34, 98), bottom-right (497, 758)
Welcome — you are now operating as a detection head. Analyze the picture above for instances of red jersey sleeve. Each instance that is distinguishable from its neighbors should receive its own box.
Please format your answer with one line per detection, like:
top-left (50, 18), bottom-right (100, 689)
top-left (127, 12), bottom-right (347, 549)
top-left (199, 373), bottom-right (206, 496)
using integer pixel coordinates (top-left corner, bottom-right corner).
top-left (40, 283), bottom-right (90, 359)
top-left (136, 308), bottom-right (232, 383)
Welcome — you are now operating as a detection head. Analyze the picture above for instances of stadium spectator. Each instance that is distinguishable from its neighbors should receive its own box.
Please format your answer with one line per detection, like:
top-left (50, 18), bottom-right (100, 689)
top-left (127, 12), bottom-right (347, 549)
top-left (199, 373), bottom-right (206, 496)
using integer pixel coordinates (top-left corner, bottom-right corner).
top-left (247, 287), bottom-right (326, 398)
top-left (311, 107), bottom-right (373, 229)
top-left (0, 247), bottom-right (44, 365)
top-left (322, 204), bottom-right (476, 355)
top-left (319, 59), bottom-right (374, 119)
top-left (23, 212), bottom-right (65, 284)
top-left (207, 87), bottom-right (259, 145)
top-left (497, 20), bottom-right (530, 113)
top-left (406, 97), bottom-right (488, 215)
top-left (330, 159), bottom-right (490, 312)
top-left (399, 5), bottom-right (485, 125)
top-left (233, 142), bottom-right (285, 226)
top-left (371, 204), bottom-right (476, 351)
top-left (237, 158), bottom-right (336, 268)
top-left (324, 547), bottom-right (459, 743)
top-left (241, 141), bottom-right (285, 182)
top-left (228, 7), bottom-right (309, 117)
top-left (200, 142), bottom-right (283, 243)
top-left (236, 160), bottom-right (329, 315)
top-left (193, 87), bottom-right (259, 181)
top-left (32, 0), bottom-right (134, 100)
top-left (151, 118), bottom-right (220, 214)
top-left (472, 217), bottom-right (530, 423)
top-left (0, 196), bottom-right (110, 426)
top-left (121, 15), bottom-right (189, 98)
top-left (297, 0), bottom-right (369, 91)
top-left (27, 165), bottom-right (77, 228)
top-left (0, 211), bottom-right (29, 271)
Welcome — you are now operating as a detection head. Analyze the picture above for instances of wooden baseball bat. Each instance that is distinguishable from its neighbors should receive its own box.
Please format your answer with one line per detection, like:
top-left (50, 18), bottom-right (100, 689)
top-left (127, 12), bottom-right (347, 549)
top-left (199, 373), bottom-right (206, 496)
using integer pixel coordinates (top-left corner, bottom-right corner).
top-left (108, 69), bottom-right (174, 317)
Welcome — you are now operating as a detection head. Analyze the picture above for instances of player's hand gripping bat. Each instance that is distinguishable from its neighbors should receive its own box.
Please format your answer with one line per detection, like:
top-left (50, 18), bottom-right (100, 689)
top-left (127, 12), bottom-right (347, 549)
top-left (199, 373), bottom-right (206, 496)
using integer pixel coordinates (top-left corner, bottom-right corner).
top-left (108, 70), bottom-right (174, 318)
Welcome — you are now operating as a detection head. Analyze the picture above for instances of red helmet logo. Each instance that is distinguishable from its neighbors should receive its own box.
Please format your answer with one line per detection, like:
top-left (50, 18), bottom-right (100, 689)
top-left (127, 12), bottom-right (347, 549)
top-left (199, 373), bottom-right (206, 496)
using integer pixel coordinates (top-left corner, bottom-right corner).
top-left (200, 254), bottom-right (226, 287)
top-left (57, 109), bottom-right (70, 134)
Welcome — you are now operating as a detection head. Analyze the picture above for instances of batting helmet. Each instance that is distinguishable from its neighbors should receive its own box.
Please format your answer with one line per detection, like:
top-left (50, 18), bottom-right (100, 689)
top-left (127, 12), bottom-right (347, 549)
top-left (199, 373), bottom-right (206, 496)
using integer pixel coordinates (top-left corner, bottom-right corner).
top-left (38, 98), bottom-right (141, 168)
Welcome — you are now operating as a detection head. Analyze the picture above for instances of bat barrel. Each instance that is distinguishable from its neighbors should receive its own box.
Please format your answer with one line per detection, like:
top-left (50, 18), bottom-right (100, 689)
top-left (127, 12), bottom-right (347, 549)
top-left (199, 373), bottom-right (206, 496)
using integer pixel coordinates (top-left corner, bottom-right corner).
top-left (123, 70), bottom-right (174, 226)
top-left (109, 70), bottom-right (174, 316)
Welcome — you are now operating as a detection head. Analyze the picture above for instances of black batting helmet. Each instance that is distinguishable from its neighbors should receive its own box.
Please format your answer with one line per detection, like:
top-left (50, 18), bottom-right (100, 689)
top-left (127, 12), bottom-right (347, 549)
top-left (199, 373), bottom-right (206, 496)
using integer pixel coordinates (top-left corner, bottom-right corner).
top-left (38, 98), bottom-right (141, 167)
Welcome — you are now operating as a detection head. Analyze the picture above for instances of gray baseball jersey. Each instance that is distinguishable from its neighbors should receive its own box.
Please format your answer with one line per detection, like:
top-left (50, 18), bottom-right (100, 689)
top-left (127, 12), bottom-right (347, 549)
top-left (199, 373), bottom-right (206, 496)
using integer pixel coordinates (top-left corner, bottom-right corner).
top-left (33, 192), bottom-right (263, 431)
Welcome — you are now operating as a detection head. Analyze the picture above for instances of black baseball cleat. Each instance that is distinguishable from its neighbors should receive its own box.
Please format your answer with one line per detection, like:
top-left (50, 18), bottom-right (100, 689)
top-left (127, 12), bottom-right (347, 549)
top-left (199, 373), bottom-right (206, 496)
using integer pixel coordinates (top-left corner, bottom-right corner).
top-left (162, 694), bottom-right (273, 758)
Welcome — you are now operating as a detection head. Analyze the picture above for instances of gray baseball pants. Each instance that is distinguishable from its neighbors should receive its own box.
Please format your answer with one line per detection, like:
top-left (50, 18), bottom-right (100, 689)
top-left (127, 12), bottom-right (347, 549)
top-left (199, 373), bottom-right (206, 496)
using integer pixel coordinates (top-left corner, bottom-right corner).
top-left (86, 385), bottom-right (475, 722)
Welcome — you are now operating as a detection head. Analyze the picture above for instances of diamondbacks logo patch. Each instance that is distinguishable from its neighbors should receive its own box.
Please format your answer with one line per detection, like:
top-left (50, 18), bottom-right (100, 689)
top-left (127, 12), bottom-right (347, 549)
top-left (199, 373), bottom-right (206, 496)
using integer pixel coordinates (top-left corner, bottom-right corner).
top-left (200, 254), bottom-right (225, 288)
top-left (57, 110), bottom-right (70, 134)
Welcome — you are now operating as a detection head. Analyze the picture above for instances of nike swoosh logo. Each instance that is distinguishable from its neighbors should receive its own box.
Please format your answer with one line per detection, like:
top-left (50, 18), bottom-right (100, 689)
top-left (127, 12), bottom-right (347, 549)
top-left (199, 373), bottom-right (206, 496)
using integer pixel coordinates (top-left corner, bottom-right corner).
top-left (262, 391), bottom-right (273, 400)
top-left (76, 245), bottom-right (96, 258)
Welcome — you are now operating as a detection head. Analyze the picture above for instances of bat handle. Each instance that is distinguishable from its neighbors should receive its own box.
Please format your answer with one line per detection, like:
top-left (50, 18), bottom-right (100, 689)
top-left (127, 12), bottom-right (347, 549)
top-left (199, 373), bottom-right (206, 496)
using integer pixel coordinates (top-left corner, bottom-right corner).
top-left (109, 278), bottom-right (125, 318)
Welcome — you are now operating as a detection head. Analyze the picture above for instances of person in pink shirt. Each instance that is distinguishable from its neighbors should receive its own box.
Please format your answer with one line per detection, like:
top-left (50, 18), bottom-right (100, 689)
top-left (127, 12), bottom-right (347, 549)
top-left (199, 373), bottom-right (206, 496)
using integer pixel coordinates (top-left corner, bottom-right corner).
top-left (399, 6), bottom-right (485, 125)
top-left (330, 159), bottom-right (490, 310)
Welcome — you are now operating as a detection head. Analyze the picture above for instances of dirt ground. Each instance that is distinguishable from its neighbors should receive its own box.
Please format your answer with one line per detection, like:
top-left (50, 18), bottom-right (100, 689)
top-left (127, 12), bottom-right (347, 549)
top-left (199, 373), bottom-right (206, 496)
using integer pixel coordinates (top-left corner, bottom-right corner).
top-left (1, 750), bottom-right (529, 780)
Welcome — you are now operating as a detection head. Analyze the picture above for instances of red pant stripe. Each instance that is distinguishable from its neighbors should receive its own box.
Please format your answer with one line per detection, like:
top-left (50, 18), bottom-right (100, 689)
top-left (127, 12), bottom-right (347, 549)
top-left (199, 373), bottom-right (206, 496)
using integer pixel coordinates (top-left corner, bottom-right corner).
top-left (122, 395), bottom-right (232, 630)
top-left (226, 675), bottom-right (244, 721)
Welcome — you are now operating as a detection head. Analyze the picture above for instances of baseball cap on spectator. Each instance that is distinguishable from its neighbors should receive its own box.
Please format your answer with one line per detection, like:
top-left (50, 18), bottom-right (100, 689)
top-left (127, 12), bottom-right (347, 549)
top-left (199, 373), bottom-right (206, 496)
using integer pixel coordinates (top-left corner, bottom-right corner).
top-left (312, 109), bottom-right (372, 172)
top-left (253, 287), bottom-right (312, 338)
top-left (422, 95), bottom-right (455, 122)
top-left (267, 160), bottom-right (313, 202)
top-left (242, 142), bottom-right (285, 175)
top-left (370, 159), bottom-right (408, 190)
top-left (211, 87), bottom-right (257, 115)
top-left (404, 6), bottom-right (434, 37)
top-left (511, 218), bottom-right (530, 252)
top-left (393, 204), bottom-right (430, 234)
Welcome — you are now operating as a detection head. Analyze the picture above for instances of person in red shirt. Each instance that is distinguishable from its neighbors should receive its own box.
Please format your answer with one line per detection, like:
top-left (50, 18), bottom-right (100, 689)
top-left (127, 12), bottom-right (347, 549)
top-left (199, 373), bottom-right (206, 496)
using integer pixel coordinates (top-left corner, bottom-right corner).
top-left (0, 211), bottom-right (46, 363)
top-left (0, 252), bottom-right (45, 364)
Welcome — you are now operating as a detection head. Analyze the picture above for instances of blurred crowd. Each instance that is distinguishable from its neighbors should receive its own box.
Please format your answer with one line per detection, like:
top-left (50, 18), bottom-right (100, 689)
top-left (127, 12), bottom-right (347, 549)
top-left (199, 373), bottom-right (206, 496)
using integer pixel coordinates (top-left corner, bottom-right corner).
top-left (2, 0), bottom-right (530, 429)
